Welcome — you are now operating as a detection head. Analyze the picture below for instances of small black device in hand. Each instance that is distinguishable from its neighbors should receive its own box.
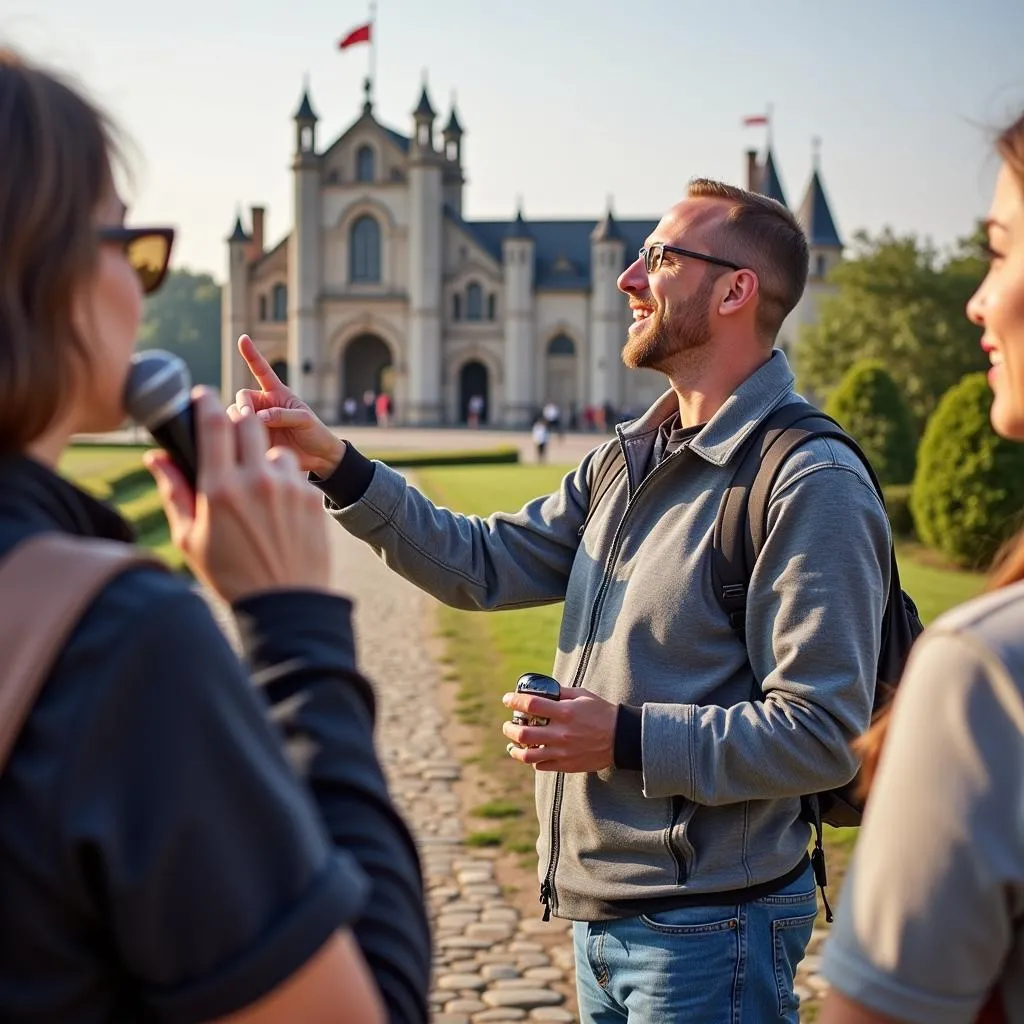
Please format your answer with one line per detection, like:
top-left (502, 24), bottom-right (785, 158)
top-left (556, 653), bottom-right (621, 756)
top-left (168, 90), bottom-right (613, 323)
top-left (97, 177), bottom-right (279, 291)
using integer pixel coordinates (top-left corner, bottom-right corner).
top-left (511, 672), bottom-right (561, 728)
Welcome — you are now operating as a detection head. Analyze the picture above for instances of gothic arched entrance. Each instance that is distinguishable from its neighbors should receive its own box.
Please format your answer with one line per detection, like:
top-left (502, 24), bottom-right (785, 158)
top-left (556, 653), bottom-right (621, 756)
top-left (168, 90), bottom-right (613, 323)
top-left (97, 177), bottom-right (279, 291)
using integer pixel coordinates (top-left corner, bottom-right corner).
top-left (459, 361), bottom-right (489, 425)
top-left (341, 334), bottom-right (393, 422)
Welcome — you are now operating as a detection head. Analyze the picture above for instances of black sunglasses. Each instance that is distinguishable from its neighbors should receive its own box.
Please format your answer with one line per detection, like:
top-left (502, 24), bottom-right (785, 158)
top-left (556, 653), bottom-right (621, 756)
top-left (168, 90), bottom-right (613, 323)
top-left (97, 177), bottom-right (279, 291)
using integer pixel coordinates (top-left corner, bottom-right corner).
top-left (97, 226), bottom-right (175, 295)
top-left (640, 243), bottom-right (741, 275)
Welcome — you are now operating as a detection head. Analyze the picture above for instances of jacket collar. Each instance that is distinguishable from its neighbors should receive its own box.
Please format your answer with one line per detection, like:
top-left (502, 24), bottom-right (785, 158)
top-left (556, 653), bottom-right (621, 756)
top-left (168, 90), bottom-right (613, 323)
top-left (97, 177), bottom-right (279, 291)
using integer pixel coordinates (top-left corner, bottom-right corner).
top-left (618, 349), bottom-right (798, 469)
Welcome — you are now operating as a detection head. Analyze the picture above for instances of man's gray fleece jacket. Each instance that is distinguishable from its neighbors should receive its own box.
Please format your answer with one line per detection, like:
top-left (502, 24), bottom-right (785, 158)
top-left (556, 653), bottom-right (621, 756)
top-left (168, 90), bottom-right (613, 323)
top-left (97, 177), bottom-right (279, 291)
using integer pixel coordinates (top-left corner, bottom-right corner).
top-left (319, 351), bottom-right (891, 922)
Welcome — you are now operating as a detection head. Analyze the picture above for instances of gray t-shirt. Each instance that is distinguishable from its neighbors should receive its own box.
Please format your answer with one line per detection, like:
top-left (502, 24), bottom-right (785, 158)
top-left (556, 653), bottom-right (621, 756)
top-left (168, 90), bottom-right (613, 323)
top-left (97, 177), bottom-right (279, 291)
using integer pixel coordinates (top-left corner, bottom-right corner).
top-left (822, 578), bottom-right (1024, 1023)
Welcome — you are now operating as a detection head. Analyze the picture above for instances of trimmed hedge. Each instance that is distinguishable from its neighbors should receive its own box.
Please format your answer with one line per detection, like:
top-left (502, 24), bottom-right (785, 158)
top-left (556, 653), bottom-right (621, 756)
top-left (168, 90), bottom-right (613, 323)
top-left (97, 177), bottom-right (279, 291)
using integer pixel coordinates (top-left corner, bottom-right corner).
top-left (911, 372), bottom-right (1024, 569)
top-left (365, 447), bottom-right (519, 468)
top-left (824, 359), bottom-right (917, 485)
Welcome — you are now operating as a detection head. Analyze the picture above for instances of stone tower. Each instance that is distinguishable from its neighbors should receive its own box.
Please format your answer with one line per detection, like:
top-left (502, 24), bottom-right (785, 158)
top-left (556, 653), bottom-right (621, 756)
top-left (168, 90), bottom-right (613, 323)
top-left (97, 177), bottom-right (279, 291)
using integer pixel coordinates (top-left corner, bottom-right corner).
top-left (442, 99), bottom-right (465, 217)
top-left (289, 85), bottom-right (322, 409)
top-left (589, 203), bottom-right (626, 409)
top-left (406, 80), bottom-right (444, 424)
top-left (799, 140), bottom-right (843, 283)
top-left (221, 213), bottom-right (250, 402)
top-left (502, 206), bottom-right (536, 427)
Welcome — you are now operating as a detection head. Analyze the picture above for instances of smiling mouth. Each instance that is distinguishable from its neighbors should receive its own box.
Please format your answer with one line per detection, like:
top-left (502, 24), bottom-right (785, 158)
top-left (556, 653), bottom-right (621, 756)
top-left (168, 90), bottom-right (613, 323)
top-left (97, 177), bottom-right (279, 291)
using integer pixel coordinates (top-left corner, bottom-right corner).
top-left (631, 305), bottom-right (655, 323)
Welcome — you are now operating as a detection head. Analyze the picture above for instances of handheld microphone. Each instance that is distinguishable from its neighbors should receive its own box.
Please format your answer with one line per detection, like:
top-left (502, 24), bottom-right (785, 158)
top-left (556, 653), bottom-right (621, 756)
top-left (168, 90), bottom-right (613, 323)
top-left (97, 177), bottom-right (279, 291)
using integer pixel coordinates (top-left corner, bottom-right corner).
top-left (124, 350), bottom-right (197, 489)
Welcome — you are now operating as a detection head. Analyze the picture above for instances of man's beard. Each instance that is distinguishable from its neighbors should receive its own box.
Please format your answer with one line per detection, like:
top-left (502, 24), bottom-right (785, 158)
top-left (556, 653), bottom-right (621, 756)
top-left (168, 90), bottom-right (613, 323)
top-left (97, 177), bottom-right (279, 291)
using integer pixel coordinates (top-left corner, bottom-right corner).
top-left (622, 270), bottom-right (715, 372)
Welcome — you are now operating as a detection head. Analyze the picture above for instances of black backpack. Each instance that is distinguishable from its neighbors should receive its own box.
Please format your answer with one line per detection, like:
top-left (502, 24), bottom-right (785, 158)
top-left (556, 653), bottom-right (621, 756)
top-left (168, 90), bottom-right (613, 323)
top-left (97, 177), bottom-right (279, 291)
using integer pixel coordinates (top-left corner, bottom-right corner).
top-left (587, 399), bottom-right (925, 919)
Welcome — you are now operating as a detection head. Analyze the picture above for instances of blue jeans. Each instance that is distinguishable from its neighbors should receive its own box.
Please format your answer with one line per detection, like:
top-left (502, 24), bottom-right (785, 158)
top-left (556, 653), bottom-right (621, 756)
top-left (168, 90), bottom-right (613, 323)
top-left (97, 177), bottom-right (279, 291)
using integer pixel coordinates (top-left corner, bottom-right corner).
top-left (572, 861), bottom-right (817, 1023)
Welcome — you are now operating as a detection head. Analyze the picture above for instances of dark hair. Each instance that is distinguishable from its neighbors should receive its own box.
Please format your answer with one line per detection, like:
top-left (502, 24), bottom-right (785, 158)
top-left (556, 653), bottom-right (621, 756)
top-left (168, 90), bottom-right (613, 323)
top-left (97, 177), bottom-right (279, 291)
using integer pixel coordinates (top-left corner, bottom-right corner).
top-left (855, 111), bottom-right (1024, 799)
top-left (686, 177), bottom-right (809, 342)
top-left (0, 48), bottom-right (120, 453)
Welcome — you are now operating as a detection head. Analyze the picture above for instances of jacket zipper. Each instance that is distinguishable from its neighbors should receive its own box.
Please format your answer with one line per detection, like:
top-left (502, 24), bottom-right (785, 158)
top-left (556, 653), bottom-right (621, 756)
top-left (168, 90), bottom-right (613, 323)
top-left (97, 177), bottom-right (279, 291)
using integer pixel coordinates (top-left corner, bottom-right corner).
top-left (539, 436), bottom-right (693, 919)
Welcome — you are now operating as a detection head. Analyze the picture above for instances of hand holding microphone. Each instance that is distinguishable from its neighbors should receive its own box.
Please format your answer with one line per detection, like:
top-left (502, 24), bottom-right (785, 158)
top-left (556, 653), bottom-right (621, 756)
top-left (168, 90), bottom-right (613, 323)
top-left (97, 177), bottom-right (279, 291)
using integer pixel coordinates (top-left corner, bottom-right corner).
top-left (129, 351), bottom-right (332, 604)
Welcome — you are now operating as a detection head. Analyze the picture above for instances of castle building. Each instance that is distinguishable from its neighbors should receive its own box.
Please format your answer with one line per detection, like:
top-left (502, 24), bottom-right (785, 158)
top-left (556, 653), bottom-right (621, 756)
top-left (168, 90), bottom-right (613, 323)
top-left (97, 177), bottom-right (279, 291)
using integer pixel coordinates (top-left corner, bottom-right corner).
top-left (222, 81), bottom-right (843, 426)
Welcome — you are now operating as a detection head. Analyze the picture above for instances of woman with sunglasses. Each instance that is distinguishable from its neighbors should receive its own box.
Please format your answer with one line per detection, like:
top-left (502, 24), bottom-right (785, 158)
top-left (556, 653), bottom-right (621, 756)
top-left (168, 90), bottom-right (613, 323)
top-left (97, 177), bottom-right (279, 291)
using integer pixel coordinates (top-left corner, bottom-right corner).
top-left (819, 111), bottom-right (1024, 1024)
top-left (0, 49), bottom-right (429, 1024)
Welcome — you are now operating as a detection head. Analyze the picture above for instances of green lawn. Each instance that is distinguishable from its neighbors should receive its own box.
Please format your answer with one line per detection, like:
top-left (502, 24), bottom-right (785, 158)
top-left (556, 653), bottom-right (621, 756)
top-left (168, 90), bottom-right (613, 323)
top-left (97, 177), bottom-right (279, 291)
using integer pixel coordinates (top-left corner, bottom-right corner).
top-left (416, 462), bottom-right (986, 901)
top-left (59, 444), bottom-right (183, 569)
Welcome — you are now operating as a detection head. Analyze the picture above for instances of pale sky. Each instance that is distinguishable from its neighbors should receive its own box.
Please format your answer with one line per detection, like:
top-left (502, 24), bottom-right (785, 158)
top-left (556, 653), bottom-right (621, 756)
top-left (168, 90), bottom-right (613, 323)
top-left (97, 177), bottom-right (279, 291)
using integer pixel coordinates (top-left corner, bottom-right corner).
top-left (4, 0), bottom-right (1022, 280)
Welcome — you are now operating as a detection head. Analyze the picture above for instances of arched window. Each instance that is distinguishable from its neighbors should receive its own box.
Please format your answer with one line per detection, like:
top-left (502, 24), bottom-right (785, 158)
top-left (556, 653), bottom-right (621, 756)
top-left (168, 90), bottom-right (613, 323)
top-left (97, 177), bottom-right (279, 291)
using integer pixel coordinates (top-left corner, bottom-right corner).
top-left (356, 145), bottom-right (375, 183)
top-left (547, 333), bottom-right (575, 355)
top-left (350, 215), bottom-right (381, 283)
top-left (452, 294), bottom-right (462, 320)
top-left (487, 294), bottom-right (496, 320)
top-left (466, 282), bottom-right (483, 321)
top-left (272, 283), bottom-right (287, 321)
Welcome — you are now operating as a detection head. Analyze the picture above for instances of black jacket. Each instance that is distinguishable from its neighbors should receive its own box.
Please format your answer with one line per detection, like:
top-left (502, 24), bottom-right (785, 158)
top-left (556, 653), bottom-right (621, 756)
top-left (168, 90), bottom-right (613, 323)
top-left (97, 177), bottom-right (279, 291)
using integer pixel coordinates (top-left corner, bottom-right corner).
top-left (0, 454), bottom-right (430, 1023)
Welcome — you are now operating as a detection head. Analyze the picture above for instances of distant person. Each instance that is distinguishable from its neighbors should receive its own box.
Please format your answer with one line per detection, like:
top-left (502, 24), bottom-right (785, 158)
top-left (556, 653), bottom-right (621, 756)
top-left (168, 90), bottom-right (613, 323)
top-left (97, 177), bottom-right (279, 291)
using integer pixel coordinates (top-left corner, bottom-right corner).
top-left (343, 395), bottom-right (358, 424)
top-left (467, 393), bottom-right (484, 428)
top-left (0, 49), bottom-right (429, 1023)
top-left (362, 389), bottom-right (376, 425)
top-left (232, 178), bottom-right (890, 1022)
top-left (820, 111), bottom-right (1024, 1024)
top-left (375, 391), bottom-right (391, 429)
top-left (543, 400), bottom-right (562, 439)
top-left (532, 415), bottom-right (550, 463)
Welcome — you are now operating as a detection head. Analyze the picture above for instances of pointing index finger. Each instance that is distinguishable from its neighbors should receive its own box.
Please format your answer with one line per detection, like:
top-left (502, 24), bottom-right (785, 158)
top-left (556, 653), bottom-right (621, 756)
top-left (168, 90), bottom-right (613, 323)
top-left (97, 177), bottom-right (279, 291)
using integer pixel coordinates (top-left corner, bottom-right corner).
top-left (237, 334), bottom-right (283, 393)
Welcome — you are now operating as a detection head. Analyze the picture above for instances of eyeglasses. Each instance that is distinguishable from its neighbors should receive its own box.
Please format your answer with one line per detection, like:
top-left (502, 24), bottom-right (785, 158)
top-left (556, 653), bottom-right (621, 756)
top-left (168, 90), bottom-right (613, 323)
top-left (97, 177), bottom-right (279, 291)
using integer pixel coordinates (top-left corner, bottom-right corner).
top-left (97, 226), bottom-right (175, 295)
top-left (639, 244), bottom-right (741, 275)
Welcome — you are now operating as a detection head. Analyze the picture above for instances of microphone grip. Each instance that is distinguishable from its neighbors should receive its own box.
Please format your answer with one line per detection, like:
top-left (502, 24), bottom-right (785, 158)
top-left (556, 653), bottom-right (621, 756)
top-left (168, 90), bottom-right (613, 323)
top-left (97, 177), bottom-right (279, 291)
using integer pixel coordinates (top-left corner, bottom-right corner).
top-left (150, 404), bottom-right (198, 490)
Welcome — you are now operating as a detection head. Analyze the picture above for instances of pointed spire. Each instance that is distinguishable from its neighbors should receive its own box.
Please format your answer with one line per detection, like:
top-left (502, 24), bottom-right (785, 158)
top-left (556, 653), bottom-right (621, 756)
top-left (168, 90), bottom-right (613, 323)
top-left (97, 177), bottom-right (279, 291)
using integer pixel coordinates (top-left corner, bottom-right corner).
top-left (294, 82), bottom-right (317, 123)
top-left (591, 196), bottom-right (623, 242)
top-left (797, 144), bottom-right (842, 248)
top-left (505, 199), bottom-right (532, 240)
top-left (757, 149), bottom-right (788, 207)
top-left (227, 211), bottom-right (249, 243)
top-left (413, 72), bottom-right (435, 120)
top-left (444, 94), bottom-right (463, 137)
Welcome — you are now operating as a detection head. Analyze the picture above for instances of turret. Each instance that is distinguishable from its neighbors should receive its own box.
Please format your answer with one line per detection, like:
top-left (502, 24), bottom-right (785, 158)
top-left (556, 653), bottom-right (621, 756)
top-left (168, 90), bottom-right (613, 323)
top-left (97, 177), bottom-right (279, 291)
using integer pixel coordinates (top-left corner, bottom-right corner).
top-left (780, 139), bottom-right (844, 355)
top-left (798, 138), bottom-right (843, 281)
top-left (589, 200), bottom-right (626, 409)
top-left (222, 213), bottom-right (250, 403)
top-left (406, 77), bottom-right (444, 423)
top-left (412, 78), bottom-right (436, 155)
top-left (442, 97), bottom-right (465, 215)
top-left (289, 82), bottom-right (322, 410)
top-left (502, 204), bottom-right (536, 427)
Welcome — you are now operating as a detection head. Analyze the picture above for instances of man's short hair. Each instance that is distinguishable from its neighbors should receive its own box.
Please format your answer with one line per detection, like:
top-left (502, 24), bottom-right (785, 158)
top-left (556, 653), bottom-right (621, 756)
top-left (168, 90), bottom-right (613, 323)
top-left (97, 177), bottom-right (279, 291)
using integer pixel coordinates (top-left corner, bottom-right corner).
top-left (687, 178), bottom-right (809, 343)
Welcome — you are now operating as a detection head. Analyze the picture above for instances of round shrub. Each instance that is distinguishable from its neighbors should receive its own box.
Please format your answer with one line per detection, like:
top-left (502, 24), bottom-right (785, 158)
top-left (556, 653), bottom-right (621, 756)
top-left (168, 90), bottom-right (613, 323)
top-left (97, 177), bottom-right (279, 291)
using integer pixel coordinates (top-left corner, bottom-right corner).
top-left (882, 484), bottom-right (915, 540)
top-left (824, 359), bottom-right (917, 485)
top-left (911, 372), bottom-right (1024, 569)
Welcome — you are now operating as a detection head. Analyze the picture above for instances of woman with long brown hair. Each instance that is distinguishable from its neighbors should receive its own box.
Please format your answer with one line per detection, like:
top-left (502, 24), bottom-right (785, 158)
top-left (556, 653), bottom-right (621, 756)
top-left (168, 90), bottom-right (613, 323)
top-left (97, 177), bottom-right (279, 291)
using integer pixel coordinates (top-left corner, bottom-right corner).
top-left (0, 48), bottom-right (429, 1023)
top-left (820, 113), bottom-right (1024, 1024)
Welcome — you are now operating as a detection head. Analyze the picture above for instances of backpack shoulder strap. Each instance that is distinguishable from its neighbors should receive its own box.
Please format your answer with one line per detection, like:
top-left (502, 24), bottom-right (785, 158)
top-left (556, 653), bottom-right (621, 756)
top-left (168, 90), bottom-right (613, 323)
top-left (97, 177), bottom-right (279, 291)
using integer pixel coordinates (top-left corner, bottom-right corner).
top-left (0, 533), bottom-right (166, 772)
top-left (580, 442), bottom-right (627, 536)
top-left (713, 400), bottom-right (874, 632)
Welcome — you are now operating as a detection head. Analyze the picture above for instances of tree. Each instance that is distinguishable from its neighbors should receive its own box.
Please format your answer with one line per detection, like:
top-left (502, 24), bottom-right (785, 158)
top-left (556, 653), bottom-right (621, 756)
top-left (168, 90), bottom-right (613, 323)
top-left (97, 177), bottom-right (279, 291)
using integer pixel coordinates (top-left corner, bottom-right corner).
top-left (911, 372), bottom-right (1024, 569)
top-left (824, 359), bottom-right (917, 485)
top-left (138, 269), bottom-right (222, 387)
top-left (796, 228), bottom-right (988, 429)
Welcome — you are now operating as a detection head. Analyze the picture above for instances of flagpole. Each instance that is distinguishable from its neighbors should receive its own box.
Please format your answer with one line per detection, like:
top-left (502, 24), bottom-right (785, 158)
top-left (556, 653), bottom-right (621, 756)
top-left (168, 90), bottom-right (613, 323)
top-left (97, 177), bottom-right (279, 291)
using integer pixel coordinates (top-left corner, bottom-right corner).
top-left (368, 0), bottom-right (377, 106)
top-left (766, 102), bottom-right (774, 150)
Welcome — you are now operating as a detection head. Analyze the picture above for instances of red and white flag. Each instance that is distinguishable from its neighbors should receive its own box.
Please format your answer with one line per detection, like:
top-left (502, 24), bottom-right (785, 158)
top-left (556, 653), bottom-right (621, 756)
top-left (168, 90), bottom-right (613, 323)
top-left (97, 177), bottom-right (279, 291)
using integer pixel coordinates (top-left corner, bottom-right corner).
top-left (742, 114), bottom-right (769, 127)
top-left (339, 22), bottom-right (372, 49)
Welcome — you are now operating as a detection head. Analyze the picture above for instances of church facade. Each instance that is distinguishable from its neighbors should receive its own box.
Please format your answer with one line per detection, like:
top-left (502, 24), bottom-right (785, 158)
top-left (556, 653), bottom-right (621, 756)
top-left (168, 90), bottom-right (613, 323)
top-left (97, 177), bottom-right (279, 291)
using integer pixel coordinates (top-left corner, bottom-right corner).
top-left (221, 82), bottom-right (843, 427)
